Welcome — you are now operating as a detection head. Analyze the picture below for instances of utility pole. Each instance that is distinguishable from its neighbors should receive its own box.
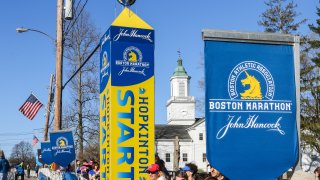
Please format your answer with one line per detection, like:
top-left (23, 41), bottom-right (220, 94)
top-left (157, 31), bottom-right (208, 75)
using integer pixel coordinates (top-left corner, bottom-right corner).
top-left (54, 0), bottom-right (64, 130)
top-left (44, 74), bottom-right (54, 141)
top-left (173, 136), bottom-right (180, 171)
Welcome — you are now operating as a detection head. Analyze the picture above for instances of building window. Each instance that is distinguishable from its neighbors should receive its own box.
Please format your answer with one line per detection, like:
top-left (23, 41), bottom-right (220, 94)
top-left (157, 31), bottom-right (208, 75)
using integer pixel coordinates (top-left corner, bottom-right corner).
top-left (182, 153), bottom-right (188, 162)
top-left (203, 153), bottom-right (206, 162)
top-left (165, 153), bottom-right (170, 162)
top-left (199, 133), bottom-right (203, 140)
top-left (179, 82), bottom-right (185, 96)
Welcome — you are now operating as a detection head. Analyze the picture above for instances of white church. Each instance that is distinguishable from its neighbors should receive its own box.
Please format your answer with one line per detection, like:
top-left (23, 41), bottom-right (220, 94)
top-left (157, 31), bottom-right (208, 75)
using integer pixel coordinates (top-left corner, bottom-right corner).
top-left (155, 55), bottom-right (207, 172)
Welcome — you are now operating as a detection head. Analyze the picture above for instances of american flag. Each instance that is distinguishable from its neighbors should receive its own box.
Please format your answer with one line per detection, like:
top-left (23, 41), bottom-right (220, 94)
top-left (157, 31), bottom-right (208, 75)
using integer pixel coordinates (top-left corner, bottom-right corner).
top-left (19, 94), bottom-right (43, 120)
top-left (32, 135), bottom-right (39, 147)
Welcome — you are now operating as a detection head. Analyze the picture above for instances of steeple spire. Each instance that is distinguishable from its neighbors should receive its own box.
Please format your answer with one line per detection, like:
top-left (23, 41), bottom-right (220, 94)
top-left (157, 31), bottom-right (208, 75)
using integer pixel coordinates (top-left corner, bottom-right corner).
top-left (173, 50), bottom-right (188, 76)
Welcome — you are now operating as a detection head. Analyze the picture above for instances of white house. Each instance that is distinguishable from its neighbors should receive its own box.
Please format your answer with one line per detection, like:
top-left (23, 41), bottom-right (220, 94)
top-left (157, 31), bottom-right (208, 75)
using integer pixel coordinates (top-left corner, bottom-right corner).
top-left (155, 55), bottom-right (207, 172)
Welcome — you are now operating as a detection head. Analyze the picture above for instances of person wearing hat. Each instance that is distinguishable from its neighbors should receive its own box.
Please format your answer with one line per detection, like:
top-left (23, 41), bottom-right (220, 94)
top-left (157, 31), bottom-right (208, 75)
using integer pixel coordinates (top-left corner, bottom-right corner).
top-left (79, 161), bottom-right (90, 180)
top-left (0, 150), bottom-right (10, 180)
top-left (88, 162), bottom-right (100, 180)
top-left (15, 161), bottom-right (25, 180)
top-left (181, 166), bottom-right (194, 180)
top-left (174, 169), bottom-right (188, 180)
top-left (146, 164), bottom-right (166, 180)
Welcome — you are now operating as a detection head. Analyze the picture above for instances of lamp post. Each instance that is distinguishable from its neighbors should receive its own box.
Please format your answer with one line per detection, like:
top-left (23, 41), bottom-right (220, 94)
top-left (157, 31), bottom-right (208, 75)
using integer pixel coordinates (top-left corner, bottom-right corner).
top-left (16, 28), bottom-right (56, 43)
top-left (16, 20), bottom-right (64, 132)
top-left (16, 27), bottom-right (58, 139)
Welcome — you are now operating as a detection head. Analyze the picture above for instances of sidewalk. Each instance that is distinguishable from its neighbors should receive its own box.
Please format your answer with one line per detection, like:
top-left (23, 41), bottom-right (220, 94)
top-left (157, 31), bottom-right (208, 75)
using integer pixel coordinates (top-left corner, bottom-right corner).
top-left (290, 170), bottom-right (315, 180)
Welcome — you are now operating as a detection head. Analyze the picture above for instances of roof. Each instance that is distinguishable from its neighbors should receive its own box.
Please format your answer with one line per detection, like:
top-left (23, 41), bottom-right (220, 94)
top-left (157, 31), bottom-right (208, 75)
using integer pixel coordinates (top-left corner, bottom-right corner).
top-left (187, 118), bottom-right (205, 130)
top-left (155, 124), bottom-right (191, 140)
top-left (172, 57), bottom-right (188, 77)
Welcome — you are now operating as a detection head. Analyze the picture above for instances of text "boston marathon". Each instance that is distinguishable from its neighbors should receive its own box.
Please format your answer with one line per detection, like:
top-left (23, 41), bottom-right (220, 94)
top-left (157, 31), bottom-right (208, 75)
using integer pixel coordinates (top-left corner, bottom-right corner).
top-left (209, 99), bottom-right (293, 113)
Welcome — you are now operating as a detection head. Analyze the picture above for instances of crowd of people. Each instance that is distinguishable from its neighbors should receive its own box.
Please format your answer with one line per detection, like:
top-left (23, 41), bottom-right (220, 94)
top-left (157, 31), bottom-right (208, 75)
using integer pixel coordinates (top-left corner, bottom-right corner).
top-left (76, 159), bottom-right (100, 180)
top-left (146, 162), bottom-right (228, 180)
top-left (1, 149), bottom-right (320, 180)
top-left (147, 154), bottom-right (229, 180)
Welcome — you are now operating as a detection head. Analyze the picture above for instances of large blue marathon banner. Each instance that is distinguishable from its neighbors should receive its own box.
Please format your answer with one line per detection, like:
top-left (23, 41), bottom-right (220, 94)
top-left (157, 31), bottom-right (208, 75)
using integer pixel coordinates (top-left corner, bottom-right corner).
top-left (41, 141), bottom-right (53, 165)
top-left (203, 30), bottom-right (299, 180)
top-left (50, 130), bottom-right (75, 167)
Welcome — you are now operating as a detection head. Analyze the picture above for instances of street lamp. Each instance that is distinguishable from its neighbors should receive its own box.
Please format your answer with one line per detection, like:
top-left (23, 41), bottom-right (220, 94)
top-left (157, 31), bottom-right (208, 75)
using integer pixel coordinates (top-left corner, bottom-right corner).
top-left (16, 27), bottom-right (56, 43)
top-left (16, 27), bottom-right (57, 140)
top-left (16, 24), bottom-right (64, 132)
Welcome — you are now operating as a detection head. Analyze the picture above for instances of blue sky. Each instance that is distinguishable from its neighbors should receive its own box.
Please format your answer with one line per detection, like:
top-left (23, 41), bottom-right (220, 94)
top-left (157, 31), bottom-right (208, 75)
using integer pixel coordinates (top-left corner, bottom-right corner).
top-left (0, 0), bottom-right (317, 156)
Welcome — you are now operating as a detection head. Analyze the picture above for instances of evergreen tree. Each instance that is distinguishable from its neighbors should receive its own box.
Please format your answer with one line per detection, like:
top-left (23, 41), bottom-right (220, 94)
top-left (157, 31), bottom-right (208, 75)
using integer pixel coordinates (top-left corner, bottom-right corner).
top-left (300, 7), bottom-right (320, 154)
top-left (309, 7), bottom-right (320, 67)
top-left (258, 0), bottom-right (306, 34)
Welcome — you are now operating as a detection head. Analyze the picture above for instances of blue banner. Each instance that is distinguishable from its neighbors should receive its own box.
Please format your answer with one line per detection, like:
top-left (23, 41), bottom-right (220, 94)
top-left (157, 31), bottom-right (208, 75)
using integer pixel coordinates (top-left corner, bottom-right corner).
top-left (50, 131), bottom-right (75, 167)
top-left (205, 41), bottom-right (298, 180)
top-left (41, 141), bottom-right (53, 165)
top-left (36, 149), bottom-right (43, 166)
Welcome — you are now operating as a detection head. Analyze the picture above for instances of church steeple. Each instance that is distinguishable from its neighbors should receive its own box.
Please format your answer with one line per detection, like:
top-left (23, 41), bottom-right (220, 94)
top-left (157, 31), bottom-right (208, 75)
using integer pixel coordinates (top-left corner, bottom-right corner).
top-left (173, 51), bottom-right (188, 77)
top-left (166, 51), bottom-right (195, 125)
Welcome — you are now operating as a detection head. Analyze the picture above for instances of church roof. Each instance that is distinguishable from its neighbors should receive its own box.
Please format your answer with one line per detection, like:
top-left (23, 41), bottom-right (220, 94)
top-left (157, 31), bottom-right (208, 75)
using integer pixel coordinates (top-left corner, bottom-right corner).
top-left (172, 56), bottom-right (188, 77)
top-left (155, 124), bottom-right (191, 140)
top-left (187, 118), bottom-right (205, 130)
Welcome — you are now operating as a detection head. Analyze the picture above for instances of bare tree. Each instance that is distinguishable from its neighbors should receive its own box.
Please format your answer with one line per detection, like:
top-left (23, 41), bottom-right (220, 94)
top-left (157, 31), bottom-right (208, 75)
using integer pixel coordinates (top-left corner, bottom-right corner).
top-left (9, 141), bottom-right (35, 167)
top-left (63, 9), bottom-right (100, 162)
top-left (197, 53), bottom-right (205, 117)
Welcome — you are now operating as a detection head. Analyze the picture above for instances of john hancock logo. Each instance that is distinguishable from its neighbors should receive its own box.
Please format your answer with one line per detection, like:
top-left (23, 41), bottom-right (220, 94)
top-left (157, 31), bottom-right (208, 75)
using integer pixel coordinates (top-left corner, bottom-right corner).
top-left (52, 136), bottom-right (73, 155)
top-left (209, 61), bottom-right (293, 139)
top-left (116, 46), bottom-right (149, 76)
top-left (101, 51), bottom-right (110, 82)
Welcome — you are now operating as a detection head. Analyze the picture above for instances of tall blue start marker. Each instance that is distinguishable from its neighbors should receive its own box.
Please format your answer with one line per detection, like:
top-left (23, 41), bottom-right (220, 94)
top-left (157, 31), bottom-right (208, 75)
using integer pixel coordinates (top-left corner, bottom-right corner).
top-left (203, 30), bottom-right (300, 180)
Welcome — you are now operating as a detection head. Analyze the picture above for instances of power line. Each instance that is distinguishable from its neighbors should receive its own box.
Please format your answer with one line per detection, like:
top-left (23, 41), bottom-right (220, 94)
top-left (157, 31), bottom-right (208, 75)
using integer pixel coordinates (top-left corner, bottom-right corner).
top-left (0, 132), bottom-right (43, 137)
top-left (62, 43), bottom-right (100, 89)
top-left (0, 138), bottom-right (36, 142)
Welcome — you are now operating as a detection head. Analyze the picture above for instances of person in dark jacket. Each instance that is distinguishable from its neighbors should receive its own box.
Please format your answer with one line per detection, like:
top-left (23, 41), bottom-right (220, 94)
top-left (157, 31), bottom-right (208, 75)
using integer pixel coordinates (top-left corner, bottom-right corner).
top-left (26, 164), bottom-right (30, 178)
top-left (0, 150), bottom-right (10, 180)
top-left (15, 161), bottom-right (24, 180)
top-left (62, 164), bottom-right (77, 180)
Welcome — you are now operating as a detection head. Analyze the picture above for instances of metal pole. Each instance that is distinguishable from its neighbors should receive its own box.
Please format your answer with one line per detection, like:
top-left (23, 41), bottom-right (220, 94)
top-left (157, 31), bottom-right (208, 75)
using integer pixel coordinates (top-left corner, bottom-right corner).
top-left (44, 74), bottom-right (54, 141)
top-left (54, 0), bottom-right (64, 131)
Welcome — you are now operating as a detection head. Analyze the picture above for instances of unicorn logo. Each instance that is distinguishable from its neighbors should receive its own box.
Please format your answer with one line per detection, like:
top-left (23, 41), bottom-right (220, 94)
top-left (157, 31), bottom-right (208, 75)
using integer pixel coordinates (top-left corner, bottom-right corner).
top-left (123, 46), bottom-right (142, 62)
top-left (240, 71), bottom-right (262, 100)
top-left (128, 51), bottom-right (137, 62)
top-left (59, 139), bottom-right (66, 147)
top-left (103, 52), bottom-right (108, 66)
